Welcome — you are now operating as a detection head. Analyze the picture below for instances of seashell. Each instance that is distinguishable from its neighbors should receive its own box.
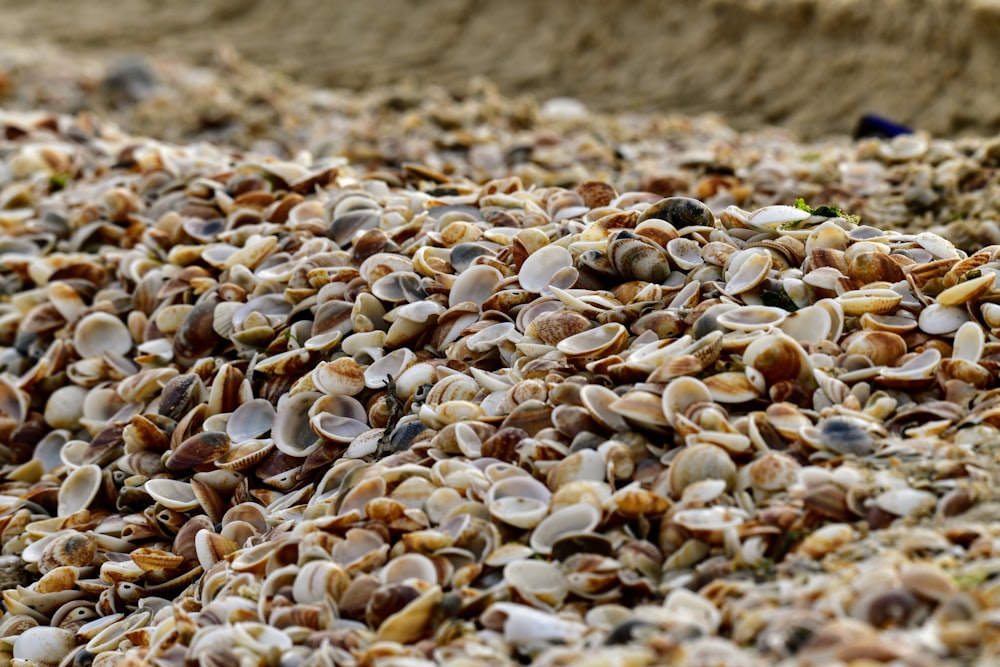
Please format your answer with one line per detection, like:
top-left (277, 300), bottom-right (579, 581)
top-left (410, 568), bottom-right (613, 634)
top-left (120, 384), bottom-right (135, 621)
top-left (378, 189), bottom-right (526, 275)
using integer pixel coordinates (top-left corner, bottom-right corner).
top-left (39, 530), bottom-right (98, 572)
top-left (165, 430), bottom-right (230, 471)
top-left (607, 231), bottom-right (672, 283)
top-left (837, 288), bottom-right (903, 316)
top-left (899, 564), bottom-right (956, 602)
top-left (879, 348), bottom-right (940, 383)
top-left (12, 626), bottom-right (75, 667)
top-left (546, 449), bottom-right (606, 489)
top-left (936, 272), bottom-right (993, 306)
top-left (372, 585), bottom-right (443, 644)
top-left (671, 506), bottom-right (746, 536)
top-left (702, 372), bottom-right (760, 403)
top-left (481, 601), bottom-right (586, 645)
top-left (609, 391), bottom-right (669, 431)
top-left (817, 417), bottom-right (874, 456)
top-left (504, 560), bottom-right (568, 610)
top-left (487, 475), bottom-right (552, 529)
top-left (519, 245), bottom-right (574, 294)
top-left (556, 322), bottom-right (628, 359)
top-left (381, 553), bottom-right (439, 586)
top-left (661, 376), bottom-right (713, 427)
top-left (529, 503), bottom-right (603, 557)
top-left (292, 560), bottom-right (350, 604)
top-left (667, 444), bottom-right (737, 498)
top-left (796, 522), bottom-right (855, 558)
top-left (723, 249), bottom-right (772, 294)
top-left (874, 488), bottom-right (936, 518)
top-left (746, 204), bottom-right (811, 232)
top-left (952, 321), bottom-right (985, 363)
top-left (43, 385), bottom-right (88, 430)
top-left (580, 384), bottom-right (629, 432)
top-left (144, 478), bottom-right (200, 511)
top-left (743, 333), bottom-right (812, 387)
top-left (525, 309), bottom-right (592, 346)
top-left (639, 196), bottom-right (714, 229)
top-left (918, 303), bottom-right (969, 335)
top-left (73, 312), bottom-right (133, 358)
top-left (666, 237), bottom-right (704, 270)
top-left (744, 451), bottom-right (800, 493)
top-left (312, 358), bottom-right (366, 396)
top-left (364, 348), bottom-right (415, 390)
top-left (449, 264), bottom-right (503, 309)
top-left (716, 306), bottom-right (787, 331)
top-left (57, 464), bottom-right (103, 517)
top-left (130, 546), bottom-right (185, 572)
top-left (611, 483), bottom-right (670, 517)
top-left (272, 391), bottom-right (322, 457)
top-left (843, 331), bottom-right (907, 367)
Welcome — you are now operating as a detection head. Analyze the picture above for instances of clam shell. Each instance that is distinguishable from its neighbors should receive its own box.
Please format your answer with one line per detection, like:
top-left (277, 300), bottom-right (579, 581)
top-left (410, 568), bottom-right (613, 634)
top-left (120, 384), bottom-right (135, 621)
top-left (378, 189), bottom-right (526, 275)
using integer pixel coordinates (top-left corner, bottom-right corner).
top-left (580, 384), bottom-right (629, 432)
top-left (556, 322), bottom-right (628, 358)
top-left (226, 398), bottom-right (276, 442)
top-left (529, 503), bottom-right (602, 555)
top-left (520, 245), bottom-right (573, 294)
top-left (608, 232), bottom-right (672, 283)
top-left (746, 204), bottom-right (810, 231)
top-left (449, 264), bottom-right (503, 308)
top-left (662, 376), bottom-right (713, 427)
top-left (724, 249), bottom-right (772, 295)
top-left (57, 464), bottom-right (102, 517)
top-left (13, 626), bottom-right (75, 667)
top-left (504, 560), bottom-right (568, 609)
top-left (936, 272), bottom-right (994, 306)
top-left (144, 479), bottom-right (200, 511)
top-left (918, 303), bottom-right (970, 335)
top-left (272, 392), bottom-right (322, 457)
top-left (716, 306), bottom-right (787, 331)
top-left (953, 321), bottom-right (985, 363)
top-left (364, 348), bottom-right (416, 390)
top-left (73, 312), bottom-right (133, 358)
top-left (667, 444), bottom-right (737, 498)
top-left (837, 288), bottom-right (902, 316)
top-left (312, 358), bottom-right (366, 396)
top-left (487, 475), bottom-right (552, 529)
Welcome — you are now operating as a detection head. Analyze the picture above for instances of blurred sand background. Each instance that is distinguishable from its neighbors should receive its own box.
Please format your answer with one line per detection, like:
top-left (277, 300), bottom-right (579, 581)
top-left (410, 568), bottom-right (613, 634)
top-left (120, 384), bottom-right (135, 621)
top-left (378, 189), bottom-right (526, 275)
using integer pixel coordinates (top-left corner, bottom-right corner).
top-left (0, 0), bottom-right (997, 139)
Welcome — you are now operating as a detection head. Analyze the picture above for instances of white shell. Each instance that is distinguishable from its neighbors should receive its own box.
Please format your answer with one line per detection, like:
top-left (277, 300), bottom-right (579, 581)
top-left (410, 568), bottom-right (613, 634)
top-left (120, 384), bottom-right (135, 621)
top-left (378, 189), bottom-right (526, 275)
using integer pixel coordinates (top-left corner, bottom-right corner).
top-left (57, 463), bottom-right (103, 517)
top-left (450, 264), bottom-right (503, 308)
top-left (73, 312), bottom-right (133, 358)
top-left (529, 503), bottom-right (602, 554)
top-left (226, 398), bottom-right (276, 442)
top-left (144, 478), bottom-right (200, 511)
top-left (13, 626), bottom-right (75, 667)
top-left (272, 392), bottom-right (322, 457)
top-left (952, 321), bottom-right (985, 363)
top-left (918, 303), bottom-right (970, 335)
top-left (487, 475), bottom-right (552, 529)
top-left (519, 245), bottom-right (573, 294)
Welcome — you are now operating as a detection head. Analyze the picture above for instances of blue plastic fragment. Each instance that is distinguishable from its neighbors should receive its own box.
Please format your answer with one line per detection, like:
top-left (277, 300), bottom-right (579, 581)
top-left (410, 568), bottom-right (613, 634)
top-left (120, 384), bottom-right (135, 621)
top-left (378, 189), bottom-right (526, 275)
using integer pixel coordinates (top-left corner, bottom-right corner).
top-left (853, 114), bottom-right (913, 140)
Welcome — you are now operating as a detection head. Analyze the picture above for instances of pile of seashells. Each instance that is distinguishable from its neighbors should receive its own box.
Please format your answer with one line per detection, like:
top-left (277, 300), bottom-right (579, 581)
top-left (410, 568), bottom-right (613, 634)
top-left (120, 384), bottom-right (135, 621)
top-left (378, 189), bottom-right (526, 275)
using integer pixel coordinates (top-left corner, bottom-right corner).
top-left (4, 106), bottom-right (1000, 667)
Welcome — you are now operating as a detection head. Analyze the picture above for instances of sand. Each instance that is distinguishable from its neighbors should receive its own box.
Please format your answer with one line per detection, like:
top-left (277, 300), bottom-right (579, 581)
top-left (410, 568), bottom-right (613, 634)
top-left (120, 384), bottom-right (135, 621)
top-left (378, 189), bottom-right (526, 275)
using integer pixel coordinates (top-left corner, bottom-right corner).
top-left (1, 0), bottom-right (999, 140)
